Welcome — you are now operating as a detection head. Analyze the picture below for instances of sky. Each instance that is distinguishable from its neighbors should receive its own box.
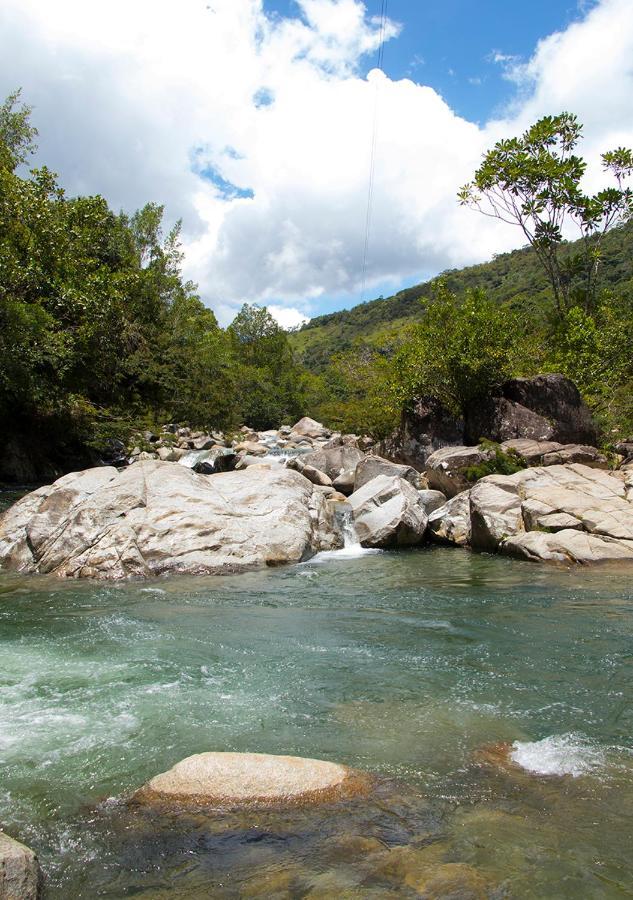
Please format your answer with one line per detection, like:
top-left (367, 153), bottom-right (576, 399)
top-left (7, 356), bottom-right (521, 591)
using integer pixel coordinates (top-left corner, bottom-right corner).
top-left (0, 0), bottom-right (631, 327)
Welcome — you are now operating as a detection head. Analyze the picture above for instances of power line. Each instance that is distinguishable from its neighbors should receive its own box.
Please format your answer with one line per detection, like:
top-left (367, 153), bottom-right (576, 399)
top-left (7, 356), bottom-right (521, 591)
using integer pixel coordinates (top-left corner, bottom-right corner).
top-left (359, 0), bottom-right (387, 305)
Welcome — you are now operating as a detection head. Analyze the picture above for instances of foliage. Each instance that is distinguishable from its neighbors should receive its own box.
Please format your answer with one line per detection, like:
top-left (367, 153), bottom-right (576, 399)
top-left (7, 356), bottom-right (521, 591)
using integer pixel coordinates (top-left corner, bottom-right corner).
top-left (392, 282), bottom-right (529, 416)
top-left (459, 113), bottom-right (633, 314)
top-left (464, 441), bottom-right (527, 482)
top-left (0, 94), bottom-right (309, 459)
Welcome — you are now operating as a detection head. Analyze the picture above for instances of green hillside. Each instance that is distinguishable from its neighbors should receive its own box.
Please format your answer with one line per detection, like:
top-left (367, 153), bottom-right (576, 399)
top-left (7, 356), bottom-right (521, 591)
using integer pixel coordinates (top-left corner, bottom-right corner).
top-left (290, 220), bottom-right (633, 372)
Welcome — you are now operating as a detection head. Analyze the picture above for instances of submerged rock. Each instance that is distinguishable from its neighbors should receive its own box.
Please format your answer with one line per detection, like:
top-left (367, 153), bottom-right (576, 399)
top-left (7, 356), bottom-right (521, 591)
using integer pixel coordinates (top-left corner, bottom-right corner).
top-left (0, 832), bottom-right (41, 899)
top-left (348, 474), bottom-right (428, 548)
top-left (0, 461), bottom-right (342, 579)
top-left (135, 752), bottom-right (371, 807)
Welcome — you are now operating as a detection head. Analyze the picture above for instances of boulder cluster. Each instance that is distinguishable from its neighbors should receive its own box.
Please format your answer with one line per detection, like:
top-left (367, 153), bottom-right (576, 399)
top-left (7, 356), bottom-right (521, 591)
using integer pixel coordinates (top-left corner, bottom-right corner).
top-left (1, 377), bottom-right (633, 577)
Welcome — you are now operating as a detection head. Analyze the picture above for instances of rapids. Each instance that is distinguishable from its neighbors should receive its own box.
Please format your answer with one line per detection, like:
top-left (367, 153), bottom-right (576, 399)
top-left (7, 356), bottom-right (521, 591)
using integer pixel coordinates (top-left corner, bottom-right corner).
top-left (1, 546), bottom-right (632, 897)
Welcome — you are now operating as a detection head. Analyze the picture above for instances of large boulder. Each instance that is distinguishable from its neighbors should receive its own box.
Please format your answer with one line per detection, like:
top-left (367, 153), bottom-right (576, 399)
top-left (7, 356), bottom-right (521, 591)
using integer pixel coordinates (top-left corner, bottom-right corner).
top-left (0, 461), bottom-right (342, 579)
top-left (347, 474), bottom-right (428, 548)
top-left (427, 491), bottom-right (471, 546)
top-left (465, 374), bottom-right (597, 446)
top-left (135, 752), bottom-right (370, 807)
top-left (469, 464), bottom-right (633, 562)
top-left (353, 455), bottom-right (424, 492)
top-left (290, 417), bottom-right (330, 440)
top-left (0, 833), bottom-right (41, 899)
top-left (301, 446), bottom-right (364, 481)
top-left (377, 396), bottom-right (464, 471)
top-left (424, 445), bottom-right (493, 497)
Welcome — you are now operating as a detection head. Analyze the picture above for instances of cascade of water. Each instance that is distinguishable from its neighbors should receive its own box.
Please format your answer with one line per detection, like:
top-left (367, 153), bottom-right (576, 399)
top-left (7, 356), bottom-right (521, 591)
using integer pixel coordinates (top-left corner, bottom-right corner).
top-left (339, 506), bottom-right (361, 549)
top-left (179, 450), bottom-right (211, 469)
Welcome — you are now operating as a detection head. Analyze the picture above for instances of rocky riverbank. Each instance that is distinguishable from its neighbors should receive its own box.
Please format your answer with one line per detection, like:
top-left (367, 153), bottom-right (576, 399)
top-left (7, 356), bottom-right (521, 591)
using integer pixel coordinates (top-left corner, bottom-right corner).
top-left (1, 379), bottom-right (632, 577)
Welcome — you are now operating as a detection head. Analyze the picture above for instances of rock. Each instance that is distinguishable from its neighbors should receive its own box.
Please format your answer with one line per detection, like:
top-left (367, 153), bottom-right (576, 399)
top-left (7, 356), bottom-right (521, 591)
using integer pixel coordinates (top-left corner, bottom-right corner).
top-left (191, 436), bottom-right (214, 451)
top-left (135, 751), bottom-right (370, 807)
top-left (353, 455), bottom-right (423, 492)
top-left (291, 417), bottom-right (331, 440)
top-left (472, 464), bottom-right (633, 561)
top-left (135, 451), bottom-right (158, 461)
top-left (0, 461), bottom-right (342, 579)
top-left (347, 475), bottom-right (428, 548)
top-left (469, 477), bottom-right (524, 551)
top-left (332, 470), bottom-right (356, 496)
top-left (302, 447), bottom-right (365, 481)
top-left (377, 396), bottom-right (464, 471)
top-left (503, 529), bottom-right (633, 563)
top-left (425, 446), bottom-right (493, 497)
top-left (194, 449), bottom-right (237, 474)
top-left (418, 489), bottom-right (447, 516)
top-left (234, 441), bottom-right (268, 456)
top-left (157, 446), bottom-right (187, 462)
top-left (540, 444), bottom-right (609, 468)
top-left (301, 465), bottom-right (333, 487)
top-left (427, 491), bottom-right (471, 546)
top-left (0, 832), bottom-right (41, 899)
top-left (465, 374), bottom-right (597, 445)
top-left (500, 439), bottom-right (564, 464)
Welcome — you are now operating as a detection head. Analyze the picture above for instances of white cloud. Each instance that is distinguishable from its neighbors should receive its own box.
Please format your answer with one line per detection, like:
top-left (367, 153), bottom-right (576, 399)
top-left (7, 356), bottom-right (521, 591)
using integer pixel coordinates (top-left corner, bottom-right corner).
top-left (0, 0), bottom-right (632, 324)
top-left (268, 305), bottom-right (310, 329)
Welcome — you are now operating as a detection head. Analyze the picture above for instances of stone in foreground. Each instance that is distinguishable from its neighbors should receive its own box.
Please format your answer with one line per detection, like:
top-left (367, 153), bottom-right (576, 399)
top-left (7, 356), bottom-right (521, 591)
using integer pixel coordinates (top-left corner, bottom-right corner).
top-left (0, 833), bottom-right (41, 900)
top-left (0, 461), bottom-right (342, 579)
top-left (135, 752), bottom-right (370, 807)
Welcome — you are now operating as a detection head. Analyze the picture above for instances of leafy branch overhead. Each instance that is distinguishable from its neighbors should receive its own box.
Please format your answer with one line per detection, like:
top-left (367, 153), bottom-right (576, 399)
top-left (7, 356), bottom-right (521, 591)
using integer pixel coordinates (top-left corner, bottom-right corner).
top-left (458, 113), bottom-right (633, 313)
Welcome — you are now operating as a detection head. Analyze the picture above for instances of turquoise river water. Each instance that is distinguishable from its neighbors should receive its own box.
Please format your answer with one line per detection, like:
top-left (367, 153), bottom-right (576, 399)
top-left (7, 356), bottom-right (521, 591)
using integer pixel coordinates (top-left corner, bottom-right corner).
top-left (0, 544), bottom-right (632, 897)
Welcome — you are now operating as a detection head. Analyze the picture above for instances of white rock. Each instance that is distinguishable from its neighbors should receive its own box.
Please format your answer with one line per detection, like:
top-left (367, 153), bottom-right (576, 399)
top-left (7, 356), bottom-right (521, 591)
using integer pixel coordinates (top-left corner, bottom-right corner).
top-left (0, 832), bottom-right (41, 900)
top-left (347, 474), bottom-right (427, 548)
top-left (0, 461), bottom-right (342, 579)
top-left (427, 491), bottom-right (471, 546)
top-left (136, 751), bottom-right (369, 806)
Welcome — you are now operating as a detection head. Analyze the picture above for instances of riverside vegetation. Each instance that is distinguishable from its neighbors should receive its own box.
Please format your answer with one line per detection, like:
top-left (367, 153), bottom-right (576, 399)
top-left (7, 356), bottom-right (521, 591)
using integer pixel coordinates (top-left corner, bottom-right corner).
top-left (1, 94), bottom-right (632, 483)
top-left (2, 94), bottom-right (633, 898)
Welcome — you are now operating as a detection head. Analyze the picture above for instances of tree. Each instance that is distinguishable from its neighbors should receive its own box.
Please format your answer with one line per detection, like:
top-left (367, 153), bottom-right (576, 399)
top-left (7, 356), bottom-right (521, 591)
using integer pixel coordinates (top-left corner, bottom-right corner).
top-left (393, 281), bottom-right (529, 415)
top-left (458, 113), bottom-right (633, 314)
top-left (0, 89), bottom-right (38, 170)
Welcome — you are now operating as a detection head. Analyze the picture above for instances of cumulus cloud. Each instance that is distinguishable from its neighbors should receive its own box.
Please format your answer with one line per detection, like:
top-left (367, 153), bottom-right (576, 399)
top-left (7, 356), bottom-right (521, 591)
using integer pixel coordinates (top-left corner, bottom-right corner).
top-left (0, 0), bottom-right (632, 324)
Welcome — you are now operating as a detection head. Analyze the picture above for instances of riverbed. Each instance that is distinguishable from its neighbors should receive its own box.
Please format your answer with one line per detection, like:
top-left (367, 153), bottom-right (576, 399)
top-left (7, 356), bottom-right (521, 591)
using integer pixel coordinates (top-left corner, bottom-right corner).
top-left (1, 546), bottom-right (632, 897)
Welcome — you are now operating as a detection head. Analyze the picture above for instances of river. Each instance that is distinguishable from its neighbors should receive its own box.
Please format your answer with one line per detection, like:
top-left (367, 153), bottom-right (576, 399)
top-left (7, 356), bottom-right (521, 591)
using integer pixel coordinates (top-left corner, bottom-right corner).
top-left (1, 545), bottom-right (631, 897)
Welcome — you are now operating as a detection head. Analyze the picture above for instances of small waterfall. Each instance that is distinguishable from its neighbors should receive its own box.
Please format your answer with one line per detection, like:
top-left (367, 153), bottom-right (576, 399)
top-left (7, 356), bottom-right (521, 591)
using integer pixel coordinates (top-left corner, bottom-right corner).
top-left (339, 506), bottom-right (361, 550)
top-left (179, 450), bottom-right (211, 469)
top-left (308, 504), bottom-right (380, 561)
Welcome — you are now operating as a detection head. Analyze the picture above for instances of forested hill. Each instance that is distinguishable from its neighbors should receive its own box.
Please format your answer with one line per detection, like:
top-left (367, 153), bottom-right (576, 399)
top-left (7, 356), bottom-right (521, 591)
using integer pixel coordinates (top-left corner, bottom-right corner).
top-left (290, 220), bottom-right (633, 372)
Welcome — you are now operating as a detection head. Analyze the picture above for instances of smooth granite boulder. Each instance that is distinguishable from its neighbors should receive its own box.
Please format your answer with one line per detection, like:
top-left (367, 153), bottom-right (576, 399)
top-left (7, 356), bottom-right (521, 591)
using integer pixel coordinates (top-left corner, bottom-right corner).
top-left (135, 752), bottom-right (370, 807)
top-left (0, 833), bottom-right (41, 899)
top-left (353, 455), bottom-right (424, 492)
top-left (427, 491), bottom-right (471, 546)
top-left (0, 461), bottom-right (342, 579)
top-left (347, 474), bottom-right (428, 548)
top-left (301, 446), bottom-right (365, 481)
top-left (424, 445), bottom-right (493, 497)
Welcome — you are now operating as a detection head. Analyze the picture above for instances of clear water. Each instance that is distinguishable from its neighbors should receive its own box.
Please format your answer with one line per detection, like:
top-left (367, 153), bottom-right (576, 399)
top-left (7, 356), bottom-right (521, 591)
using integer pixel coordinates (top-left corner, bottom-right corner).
top-left (1, 547), bottom-right (632, 897)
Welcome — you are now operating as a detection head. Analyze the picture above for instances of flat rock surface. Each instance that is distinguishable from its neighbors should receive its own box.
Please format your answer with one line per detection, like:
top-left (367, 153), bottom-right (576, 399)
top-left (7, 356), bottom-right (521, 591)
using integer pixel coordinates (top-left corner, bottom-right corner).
top-left (0, 461), bottom-right (342, 579)
top-left (138, 752), bottom-right (369, 806)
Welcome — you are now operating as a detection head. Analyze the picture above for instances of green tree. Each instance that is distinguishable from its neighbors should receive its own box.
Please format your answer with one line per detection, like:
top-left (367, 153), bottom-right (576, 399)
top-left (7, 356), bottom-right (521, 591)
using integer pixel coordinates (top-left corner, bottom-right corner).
top-left (0, 89), bottom-right (38, 170)
top-left (459, 113), bottom-right (633, 314)
top-left (393, 281), bottom-right (529, 416)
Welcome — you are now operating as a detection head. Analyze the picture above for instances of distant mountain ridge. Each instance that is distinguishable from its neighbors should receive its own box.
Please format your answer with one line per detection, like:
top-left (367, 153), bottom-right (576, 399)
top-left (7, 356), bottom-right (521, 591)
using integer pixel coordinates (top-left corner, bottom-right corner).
top-left (290, 220), bottom-right (633, 372)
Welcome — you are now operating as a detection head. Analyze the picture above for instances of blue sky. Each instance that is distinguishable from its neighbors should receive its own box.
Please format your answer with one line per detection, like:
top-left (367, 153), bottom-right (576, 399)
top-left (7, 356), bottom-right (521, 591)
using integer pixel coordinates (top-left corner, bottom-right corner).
top-left (265, 1), bottom-right (593, 123)
top-left (1, 0), bottom-right (629, 326)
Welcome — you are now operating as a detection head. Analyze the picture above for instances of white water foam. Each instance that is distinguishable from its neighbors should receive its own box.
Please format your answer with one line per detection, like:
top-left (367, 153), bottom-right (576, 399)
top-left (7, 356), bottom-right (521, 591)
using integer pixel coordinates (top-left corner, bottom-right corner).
top-left (510, 733), bottom-right (605, 777)
top-left (310, 507), bottom-right (381, 561)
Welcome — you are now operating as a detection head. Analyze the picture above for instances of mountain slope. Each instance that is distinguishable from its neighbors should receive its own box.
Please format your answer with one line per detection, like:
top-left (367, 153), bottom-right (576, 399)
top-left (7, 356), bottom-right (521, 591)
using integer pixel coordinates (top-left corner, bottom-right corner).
top-left (290, 221), bottom-right (633, 372)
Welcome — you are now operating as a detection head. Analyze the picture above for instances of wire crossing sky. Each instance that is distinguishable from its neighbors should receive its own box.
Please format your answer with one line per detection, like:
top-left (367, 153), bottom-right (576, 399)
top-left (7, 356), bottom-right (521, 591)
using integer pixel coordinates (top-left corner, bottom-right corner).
top-left (1, 0), bottom-right (630, 326)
